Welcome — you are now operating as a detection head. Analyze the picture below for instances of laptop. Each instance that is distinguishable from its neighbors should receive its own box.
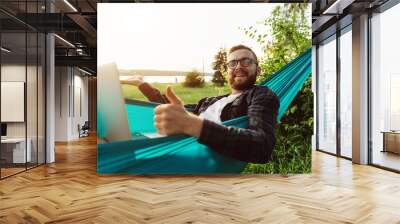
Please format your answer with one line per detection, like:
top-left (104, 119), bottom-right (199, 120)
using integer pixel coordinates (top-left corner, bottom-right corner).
top-left (97, 63), bottom-right (164, 142)
top-left (98, 63), bottom-right (132, 142)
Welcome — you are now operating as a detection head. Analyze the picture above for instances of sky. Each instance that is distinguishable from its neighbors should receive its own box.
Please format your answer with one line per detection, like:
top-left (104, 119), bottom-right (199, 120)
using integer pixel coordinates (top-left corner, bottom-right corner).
top-left (97, 3), bottom-right (282, 73)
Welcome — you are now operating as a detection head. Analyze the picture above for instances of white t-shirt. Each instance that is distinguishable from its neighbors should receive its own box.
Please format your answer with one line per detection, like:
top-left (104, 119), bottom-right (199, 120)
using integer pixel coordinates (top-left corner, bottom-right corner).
top-left (198, 93), bottom-right (241, 124)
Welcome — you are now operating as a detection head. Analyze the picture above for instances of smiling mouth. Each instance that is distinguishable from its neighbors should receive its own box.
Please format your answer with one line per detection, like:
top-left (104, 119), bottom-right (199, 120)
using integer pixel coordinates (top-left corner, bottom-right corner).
top-left (234, 73), bottom-right (247, 77)
top-left (235, 75), bottom-right (247, 78)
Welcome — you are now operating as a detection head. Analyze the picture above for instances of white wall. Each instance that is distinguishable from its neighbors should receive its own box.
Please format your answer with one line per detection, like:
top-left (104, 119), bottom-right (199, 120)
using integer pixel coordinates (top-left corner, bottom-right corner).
top-left (70, 72), bottom-right (89, 138)
top-left (55, 67), bottom-right (89, 141)
top-left (1, 63), bottom-right (46, 164)
top-left (1, 65), bottom-right (35, 138)
top-left (55, 66), bottom-right (69, 141)
top-left (1, 65), bottom-right (26, 143)
top-left (1, 65), bottom-right (26, 133)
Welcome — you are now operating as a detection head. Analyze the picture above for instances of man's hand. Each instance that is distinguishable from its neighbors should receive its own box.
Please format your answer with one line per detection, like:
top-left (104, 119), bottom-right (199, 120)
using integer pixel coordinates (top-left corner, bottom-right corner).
top-left (120, 75), bottom-right (144, 86)
top-left (154, 86), bottom-right (203, 137)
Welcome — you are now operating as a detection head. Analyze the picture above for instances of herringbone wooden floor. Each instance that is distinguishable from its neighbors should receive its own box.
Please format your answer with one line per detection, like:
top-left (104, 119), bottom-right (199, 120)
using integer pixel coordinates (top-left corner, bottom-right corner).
top-left (0, 135), bottom-right (399, 224)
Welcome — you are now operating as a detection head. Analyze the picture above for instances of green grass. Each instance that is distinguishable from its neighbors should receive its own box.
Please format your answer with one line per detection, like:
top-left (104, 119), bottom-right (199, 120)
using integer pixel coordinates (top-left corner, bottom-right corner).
top-left (122, 82), bottom-right (230, 104)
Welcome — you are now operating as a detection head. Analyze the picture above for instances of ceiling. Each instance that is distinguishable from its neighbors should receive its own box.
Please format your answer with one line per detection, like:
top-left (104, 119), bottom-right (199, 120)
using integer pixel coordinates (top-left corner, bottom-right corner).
top-left (311, 0), bottom-right (391, 43)
top-left (0, 0), bottom-right (397, 75)
top-left (0, 0), bottom-right (99, 73)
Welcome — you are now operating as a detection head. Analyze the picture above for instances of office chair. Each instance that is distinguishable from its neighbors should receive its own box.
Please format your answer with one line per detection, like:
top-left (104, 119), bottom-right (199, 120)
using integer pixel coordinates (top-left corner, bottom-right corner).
top-left (79, 121), bottom-right (90, 138)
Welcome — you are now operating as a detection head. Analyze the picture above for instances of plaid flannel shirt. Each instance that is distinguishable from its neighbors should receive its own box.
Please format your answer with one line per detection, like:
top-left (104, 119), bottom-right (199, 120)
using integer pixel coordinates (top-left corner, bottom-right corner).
top-left (138, 83), bottom-right (280, 163)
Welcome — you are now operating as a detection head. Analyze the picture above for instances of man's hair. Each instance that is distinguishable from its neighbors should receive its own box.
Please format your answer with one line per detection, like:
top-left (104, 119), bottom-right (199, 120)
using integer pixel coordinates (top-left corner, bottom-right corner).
top-left (228, 44), bottom-right (259, 65)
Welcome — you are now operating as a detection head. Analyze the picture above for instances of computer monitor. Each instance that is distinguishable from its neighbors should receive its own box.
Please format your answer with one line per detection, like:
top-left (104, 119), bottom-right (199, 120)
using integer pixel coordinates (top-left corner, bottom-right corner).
top-left (1, 123), bottom-right (7, 137)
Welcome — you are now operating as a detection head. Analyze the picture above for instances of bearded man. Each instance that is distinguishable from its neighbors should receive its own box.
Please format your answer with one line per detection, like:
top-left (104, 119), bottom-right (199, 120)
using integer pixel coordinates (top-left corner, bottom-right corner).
top-left (122, 44), bottom-right (280, 163)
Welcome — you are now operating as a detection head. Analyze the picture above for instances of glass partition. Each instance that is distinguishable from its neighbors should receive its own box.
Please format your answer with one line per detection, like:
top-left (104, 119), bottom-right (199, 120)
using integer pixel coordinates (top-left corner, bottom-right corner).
top-left (0, 1), bottom-right (46, 179)
top-left (317, 35), bottom-right (337, 155)
top-left (371, 3), bottom-right (400, 171)
top-left (339, 26), bottom-right (352, 158)
top-left (1, 31), bottom-right (28, 177)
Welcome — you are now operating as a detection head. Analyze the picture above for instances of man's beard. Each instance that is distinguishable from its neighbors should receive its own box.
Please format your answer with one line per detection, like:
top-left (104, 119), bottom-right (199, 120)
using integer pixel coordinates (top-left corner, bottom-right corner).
top-left (228, 69), bottom-right (257, 90)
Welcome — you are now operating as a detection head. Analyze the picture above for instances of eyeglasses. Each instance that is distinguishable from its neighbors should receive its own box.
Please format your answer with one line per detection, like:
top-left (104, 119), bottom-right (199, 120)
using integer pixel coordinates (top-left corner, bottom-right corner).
top-left (226, 58), bottom-right (255, 69)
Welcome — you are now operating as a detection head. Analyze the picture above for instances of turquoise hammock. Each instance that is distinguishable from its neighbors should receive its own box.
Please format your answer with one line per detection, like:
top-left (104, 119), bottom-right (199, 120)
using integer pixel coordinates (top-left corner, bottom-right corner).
top-left (97, 48), bottom-right (312, 174)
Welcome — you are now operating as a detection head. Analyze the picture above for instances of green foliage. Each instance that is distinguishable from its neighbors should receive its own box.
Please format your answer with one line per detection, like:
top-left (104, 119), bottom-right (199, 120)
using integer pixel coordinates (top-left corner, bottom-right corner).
top-left (212, 70), bottom-right (226, 87)
top-left (243, 78), bottom-right (313, 174)
top-left (242, 3), bottom-right (311, 82)
top-left (211, 48), bottom-right (228, 86)
top-left (241, 3), bottom-right (312, 174)
top-left (212, 47), bottom-right (228, 71)
top-left (183, 70), bottom-right (205, 88)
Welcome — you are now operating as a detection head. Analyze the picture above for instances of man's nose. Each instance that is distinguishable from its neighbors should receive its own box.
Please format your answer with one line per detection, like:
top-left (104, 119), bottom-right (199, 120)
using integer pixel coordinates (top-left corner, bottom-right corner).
top-left (233, 62), bottom-right (244, 70)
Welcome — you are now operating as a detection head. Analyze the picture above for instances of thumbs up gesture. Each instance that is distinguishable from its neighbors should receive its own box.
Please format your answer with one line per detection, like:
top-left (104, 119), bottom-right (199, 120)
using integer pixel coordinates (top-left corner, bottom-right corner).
top-left (154, 86), bottom-right (203, 137)
top-left (165, 86), bottom-right (183, 105)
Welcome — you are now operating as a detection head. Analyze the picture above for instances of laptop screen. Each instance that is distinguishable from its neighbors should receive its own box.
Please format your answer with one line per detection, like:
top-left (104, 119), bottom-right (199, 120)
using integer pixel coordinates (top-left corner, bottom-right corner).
top-left (97, 63), bottom-right (132, 142)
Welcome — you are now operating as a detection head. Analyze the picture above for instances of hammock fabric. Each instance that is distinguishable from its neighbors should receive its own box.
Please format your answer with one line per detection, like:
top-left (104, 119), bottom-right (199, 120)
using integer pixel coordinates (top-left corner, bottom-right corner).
top-left (97, 48), bottom-right (311, 174)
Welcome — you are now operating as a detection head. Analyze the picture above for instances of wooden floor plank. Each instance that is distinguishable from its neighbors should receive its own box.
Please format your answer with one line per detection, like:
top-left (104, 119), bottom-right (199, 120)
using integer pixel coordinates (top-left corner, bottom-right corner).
top-left (0, 135), bottom-right (399, 223)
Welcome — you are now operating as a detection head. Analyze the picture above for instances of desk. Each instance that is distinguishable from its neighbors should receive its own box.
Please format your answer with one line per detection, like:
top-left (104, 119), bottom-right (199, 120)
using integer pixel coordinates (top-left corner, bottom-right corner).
top-left (381, 131), bottom-right (400, 154)
top-left (1, 138), bottom-right (31, 163)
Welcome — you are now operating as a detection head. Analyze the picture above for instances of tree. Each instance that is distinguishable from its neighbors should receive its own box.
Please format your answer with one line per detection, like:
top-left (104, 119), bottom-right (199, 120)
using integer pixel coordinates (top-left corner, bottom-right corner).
top-left (211, 48), bottom-right (227, 86)
top-left (212, 70), bottom-right (226, 87)
top-left (242, 3), bottom-right (311, 82)
top-left (183, 70), bottom-right (205, 88)
top-left (241, 3), bottom-right (312, 174)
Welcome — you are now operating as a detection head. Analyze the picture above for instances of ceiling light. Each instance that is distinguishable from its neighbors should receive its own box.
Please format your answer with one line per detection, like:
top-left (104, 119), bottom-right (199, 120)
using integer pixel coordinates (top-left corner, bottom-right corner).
top-left (323, 0), bottom-right (355, 15)
top-left (54, 34), bottom-right (75, 48)
top-left (63, 0), bottom-right (78, 12)
top-left (1, 47), bottom-right (11, 53)
top-left (78, 67), bottom-right (93, 76)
